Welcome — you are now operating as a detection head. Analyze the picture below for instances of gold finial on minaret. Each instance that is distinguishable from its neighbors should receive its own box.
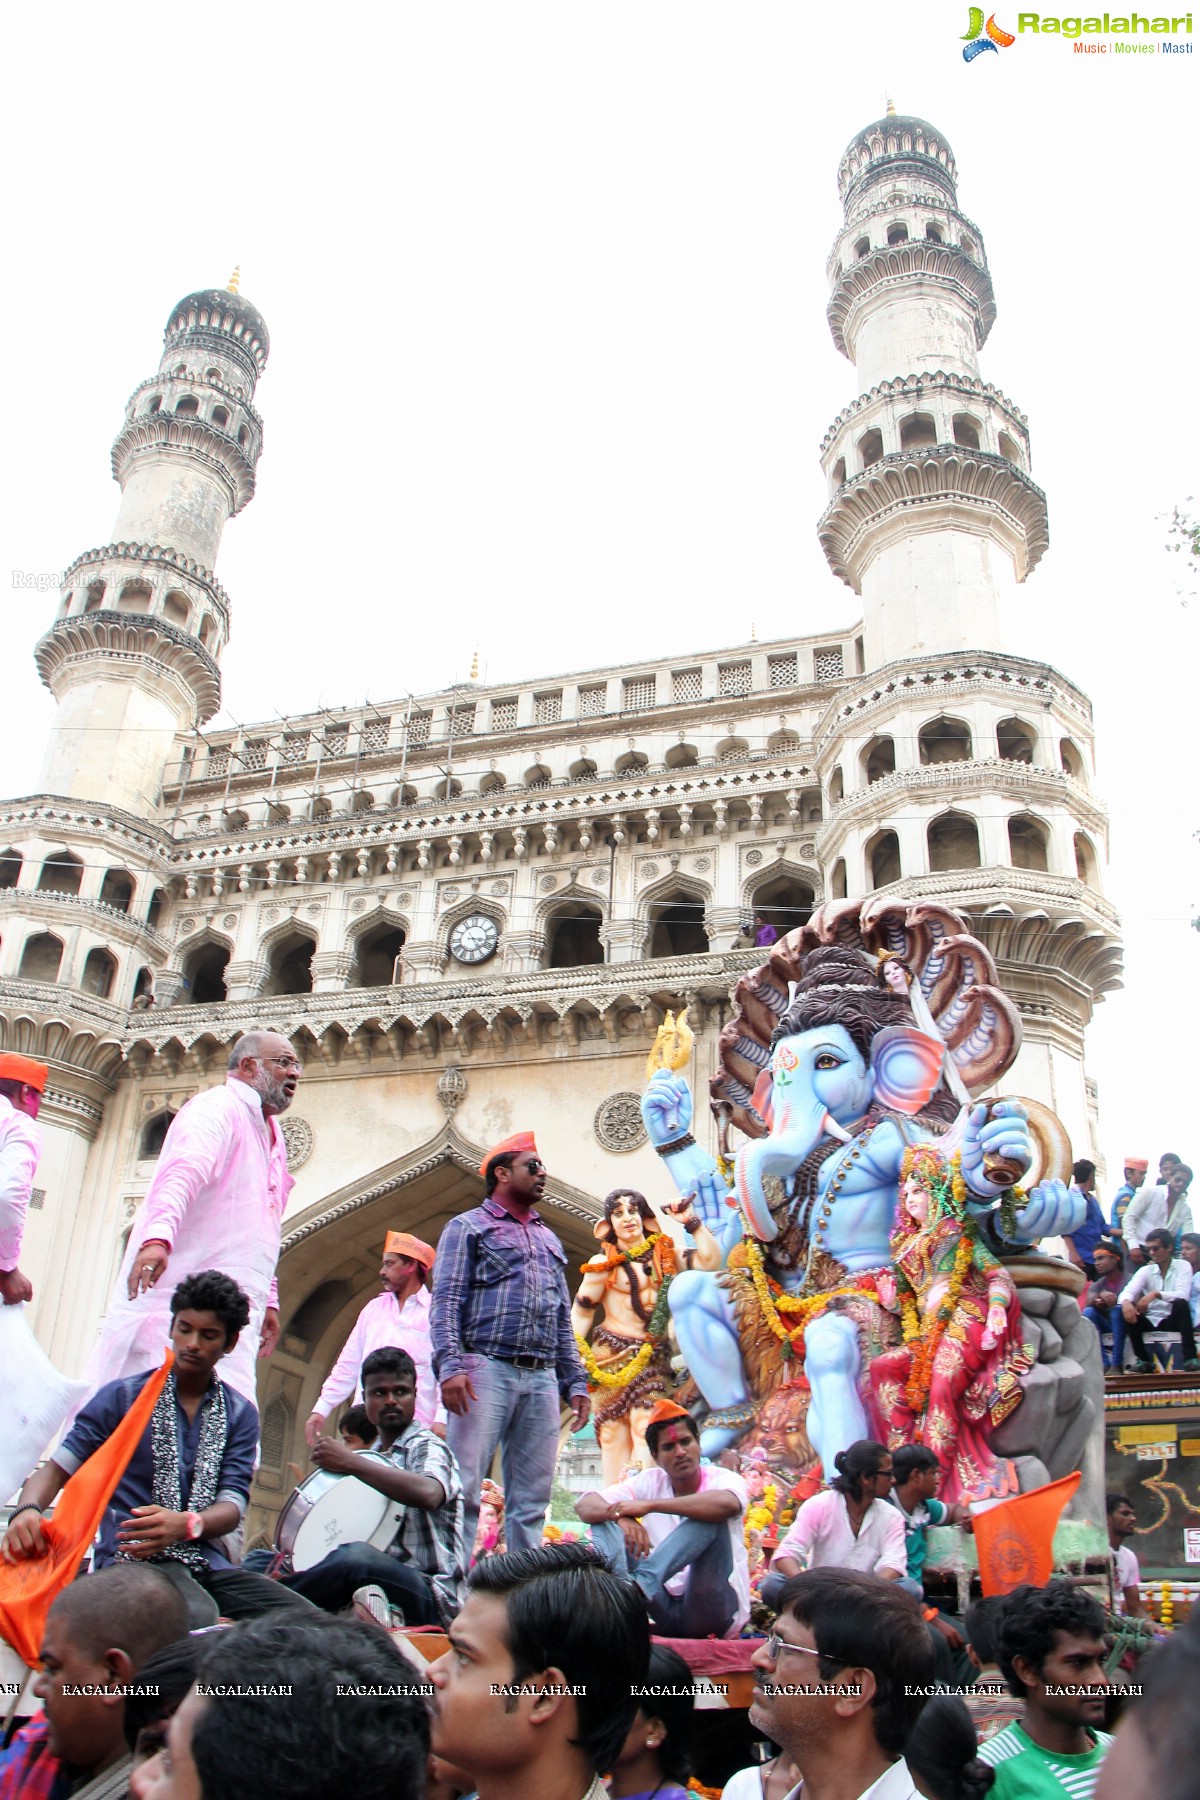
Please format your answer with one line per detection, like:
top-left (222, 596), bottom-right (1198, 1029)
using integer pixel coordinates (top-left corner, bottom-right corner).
top-left (227, 265), bottom-right (241, 294)
top-left (886, 95), bottom-right (896, 116)
top-left (469, 647), bottom-right (480, 682)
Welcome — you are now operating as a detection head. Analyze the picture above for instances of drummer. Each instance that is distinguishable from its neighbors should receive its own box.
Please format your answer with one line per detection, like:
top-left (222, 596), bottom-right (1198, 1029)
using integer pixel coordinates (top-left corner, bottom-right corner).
top-left (280, 1345), bottom-right (466, 1626)
top-left (305, 1231), bottom-right (443, 1447)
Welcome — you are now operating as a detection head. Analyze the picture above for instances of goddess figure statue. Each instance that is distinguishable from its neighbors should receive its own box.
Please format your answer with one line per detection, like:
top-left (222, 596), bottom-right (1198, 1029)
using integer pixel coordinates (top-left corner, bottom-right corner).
top-left (872, 1153), bottom-right (1034, 1504)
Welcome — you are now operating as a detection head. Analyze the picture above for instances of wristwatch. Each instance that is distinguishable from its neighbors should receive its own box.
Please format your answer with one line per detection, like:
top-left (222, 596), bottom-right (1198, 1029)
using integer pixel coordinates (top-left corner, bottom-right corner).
top-left (185, 1511), bottom-right (205, 1541)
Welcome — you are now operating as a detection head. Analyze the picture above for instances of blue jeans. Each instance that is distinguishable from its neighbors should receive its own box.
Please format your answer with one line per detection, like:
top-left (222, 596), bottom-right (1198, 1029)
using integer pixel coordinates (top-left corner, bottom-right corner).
top-left (282, 1543), bottom-right (440, 1623)
top-left (590, 1516), bottom-right (737, 1638)
top-left (447, 1354), bottom-right (562, 1555)
top-left (1084, 1305), bottom-right (1124, 1369)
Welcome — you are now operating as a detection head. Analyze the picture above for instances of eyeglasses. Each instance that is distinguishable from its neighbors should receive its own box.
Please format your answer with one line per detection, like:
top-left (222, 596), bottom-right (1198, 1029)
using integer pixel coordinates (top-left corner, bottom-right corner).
top-left (522, 1159), bottom-right (545, 1173)
top-left (259, 1055), bottom-right (304, 1072)
top-left (762, 1634), bottom-right (842, 1670)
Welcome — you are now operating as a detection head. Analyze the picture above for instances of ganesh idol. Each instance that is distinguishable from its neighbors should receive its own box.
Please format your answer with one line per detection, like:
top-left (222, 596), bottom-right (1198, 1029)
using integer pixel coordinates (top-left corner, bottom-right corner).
top-left (639, 898), bottom-right (1084, 1489)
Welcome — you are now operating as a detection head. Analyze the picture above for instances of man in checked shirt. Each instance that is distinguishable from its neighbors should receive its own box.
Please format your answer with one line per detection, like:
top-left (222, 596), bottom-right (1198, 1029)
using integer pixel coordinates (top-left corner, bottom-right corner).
top-left (431, 1132), bottom-right (591, 1557)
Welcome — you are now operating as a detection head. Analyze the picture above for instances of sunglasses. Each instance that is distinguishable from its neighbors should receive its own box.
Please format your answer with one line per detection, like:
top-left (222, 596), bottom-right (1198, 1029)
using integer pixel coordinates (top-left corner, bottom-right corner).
top-left (522, 1159), bottom-right (545, 1173)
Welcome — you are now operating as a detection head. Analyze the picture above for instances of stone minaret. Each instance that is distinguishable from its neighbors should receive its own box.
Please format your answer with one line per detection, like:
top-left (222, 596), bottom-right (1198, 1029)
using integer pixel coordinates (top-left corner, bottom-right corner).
top-left (818, 114), bottom-right (1048, 669)
top-left (34, 278), bottom-right (268, 815)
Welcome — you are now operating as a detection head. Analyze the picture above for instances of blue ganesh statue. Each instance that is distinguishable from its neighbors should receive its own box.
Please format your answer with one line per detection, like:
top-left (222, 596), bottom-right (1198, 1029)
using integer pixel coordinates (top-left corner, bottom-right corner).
top-left (641, 898), bottom-right (1084, 1504)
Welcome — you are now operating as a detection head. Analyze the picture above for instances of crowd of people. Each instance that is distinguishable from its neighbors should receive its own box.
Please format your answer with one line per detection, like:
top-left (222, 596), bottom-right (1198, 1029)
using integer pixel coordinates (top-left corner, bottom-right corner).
top-left (0, 1036), bottom-right (1196, 1799)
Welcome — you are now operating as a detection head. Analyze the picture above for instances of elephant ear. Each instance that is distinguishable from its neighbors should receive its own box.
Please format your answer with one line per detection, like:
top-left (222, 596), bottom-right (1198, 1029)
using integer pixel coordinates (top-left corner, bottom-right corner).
top-left (749, 1067), bottom-right (775, 1133)
top-left (870, 1026), bottom-right (945, 1115)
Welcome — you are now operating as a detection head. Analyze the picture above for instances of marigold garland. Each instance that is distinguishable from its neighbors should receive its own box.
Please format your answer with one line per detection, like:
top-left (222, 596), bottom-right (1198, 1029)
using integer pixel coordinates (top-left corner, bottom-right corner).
top-left (740, 1209), bottom-right (881, 1359)
top-left (575, 1244), bottom-right (675, 1391)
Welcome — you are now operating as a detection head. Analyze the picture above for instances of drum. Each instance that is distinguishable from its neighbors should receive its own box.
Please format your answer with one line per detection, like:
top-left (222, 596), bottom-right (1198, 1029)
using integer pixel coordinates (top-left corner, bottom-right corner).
top-left (275, 1454), bottom-right (404, 1572)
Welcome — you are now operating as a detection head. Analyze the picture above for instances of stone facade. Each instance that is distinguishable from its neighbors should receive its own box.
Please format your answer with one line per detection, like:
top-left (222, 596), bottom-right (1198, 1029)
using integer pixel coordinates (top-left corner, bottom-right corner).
top-left (0, 116), bottom-right (1121, 1539)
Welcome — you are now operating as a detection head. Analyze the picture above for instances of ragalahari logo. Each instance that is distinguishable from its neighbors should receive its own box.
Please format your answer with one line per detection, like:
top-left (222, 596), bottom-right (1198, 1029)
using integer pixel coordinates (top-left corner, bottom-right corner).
top-left (962, 7), bottom-right (1017, 56)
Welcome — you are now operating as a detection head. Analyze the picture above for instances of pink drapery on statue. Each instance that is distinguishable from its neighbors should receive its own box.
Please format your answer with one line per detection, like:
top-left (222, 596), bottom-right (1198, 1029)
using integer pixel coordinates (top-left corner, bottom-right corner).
top-left (79, 1079), bottom-right (293, 1408)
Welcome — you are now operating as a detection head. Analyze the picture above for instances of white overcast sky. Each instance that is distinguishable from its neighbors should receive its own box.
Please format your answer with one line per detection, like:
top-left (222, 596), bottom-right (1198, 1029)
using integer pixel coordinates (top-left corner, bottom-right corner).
top-left (1, 2), bottom-right (1196, 1187)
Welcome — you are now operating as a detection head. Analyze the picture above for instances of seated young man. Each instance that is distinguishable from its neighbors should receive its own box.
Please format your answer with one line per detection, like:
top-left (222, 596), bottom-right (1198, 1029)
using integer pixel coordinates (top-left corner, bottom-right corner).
top-left (979, 1580), bottom-right (1113, 1799)
top-left (2, 1270), bottom-right (311, 1622)
top-left (129, 1614), bottom-right (429, 1800)
top-left (889, 1443), bottom-right (973, 1680)
top-left (575, 1399), bottom-right (750, 1638)
top-left (1117, 1226), bottom-right (1200, 1372)
top-left (0, 1564), bottom-right (188, 1800)
top-left (429, 1541), bottom-right (651, 1800)
top-left (281, 1345), bottom-right (466, 1625)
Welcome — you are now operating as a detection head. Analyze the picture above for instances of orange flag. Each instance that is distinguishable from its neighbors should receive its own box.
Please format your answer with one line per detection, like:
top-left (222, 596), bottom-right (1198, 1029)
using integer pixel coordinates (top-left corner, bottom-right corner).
top-left (0, 1351), bottom-right (173, 1665)
top-left (972, 1471), bottom-right (1081, 1597)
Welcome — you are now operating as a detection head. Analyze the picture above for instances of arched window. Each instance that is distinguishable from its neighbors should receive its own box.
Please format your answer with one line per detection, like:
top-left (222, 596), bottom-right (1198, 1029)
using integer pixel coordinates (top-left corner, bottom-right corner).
top-left (524, 764), bottom-right (553, 789)
top-left (996, 718), bottom-right (1035, 764)
top-left (997, 432), bottom-right (1021, 466)
top-left (887, 221), bottom-right (909, 245)
top-left (665, 743), bottom-right (699, 769)
top-left (1074, 833), bottom-right (1099, 889)
top-left (350, 790), bottom-right (375, 815)
top-left (99, 868), bottom-right (134, 912)
top-left (198, 615), bottom-right (215, 648)
top-left (183, 942), bottom-right (229, 1003)
top-left (264, 932), bottom-right (316, 996)
top-left (146, 888), bottom-right (168, 930)
top-left (854, 237), bottom-right (870, 260)
top-left (1060, 738), bottom-right (1086, 782)
top-left (857, 428), bottom-right (883, 469)
top-left (117, 581), bottom-right (152, 614)
top-left (18, 933), bottom-right (64, 982)
top-left (831, 456), bottom-right (846, 488)
top-left (899, 412), bottom-right (937, 451)
top-left (37, 849), bottom-right (83, 896)
top-left (867, 830), bottom-right (901, 889)
top-left (925, 222), bottom-right (944, 244)
top-left (433, 777), bottom-right (463, 801)
top-left (85, 580), bottom-right (106, 611)
top-left (0, 848), bottom-right (22, 889)
top-left (139, 1110), bottom-right (176, 1159)
top-left (928, 812), bottom-right (981, 872)
top-left (145, 395), bottom-right (162, 414)
top-left (648, 893), bottom-right (708, 959)
top-left (211, 405), bottom-right (229, 428)
top-left (310, 795), bottom-right (332, 821)
top-left (132, 966), bottom-right (155, 1005)
top-left (614, 751), bottom-right (649, 776)
top-left (479, 772), bottom-right (506, 795)
top-left (750, 876), bottom-right (814, 940)
top-left (1007, 814), bottom-right (1049, 873)
top-left (767, 730), bottom-right (800, 758)
top-left (546, 904), bottom-right (604, 969)
top-left (237, 426), bottom-right (249, 449)
top-left (162, 591), bottom-right (190, 629)
top-left (960, 234), bottom-right (977, 260)
top-left (353, 924), bottom-right (406, 987)
top-left (174, 395), bottom-right (199, 417)
top-left (86, 950), bottom-right (122, 1010)
top-left (713, 739), bottom-right (748, 766)
top-left (919, 717), bottom-right (973, 764)
top-left (861, 735), bottom-right (895, 785)
top-left (952, 414), bottom-right (980, 449)
top-left (831, 857), bottom-right (848, 900)
top-left (829, 766), bottom-right (844, 805)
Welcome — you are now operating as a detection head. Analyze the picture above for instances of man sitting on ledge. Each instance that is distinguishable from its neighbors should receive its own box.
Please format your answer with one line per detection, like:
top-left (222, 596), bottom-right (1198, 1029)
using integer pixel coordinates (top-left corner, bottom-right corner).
top-left (575, 1399), bottom-right (749, 1637)
top-left (283, 1345), bottom-right (465, 1625)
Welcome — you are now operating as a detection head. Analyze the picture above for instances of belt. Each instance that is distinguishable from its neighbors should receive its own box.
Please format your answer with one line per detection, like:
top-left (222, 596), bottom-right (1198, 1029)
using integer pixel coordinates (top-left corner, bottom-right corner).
top-left (482, 1353), bottom-right (553, 1371)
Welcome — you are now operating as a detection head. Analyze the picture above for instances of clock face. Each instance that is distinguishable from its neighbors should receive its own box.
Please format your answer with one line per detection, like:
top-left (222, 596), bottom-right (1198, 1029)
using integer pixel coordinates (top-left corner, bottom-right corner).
top-left (449, 913), bottom-right (499, 965)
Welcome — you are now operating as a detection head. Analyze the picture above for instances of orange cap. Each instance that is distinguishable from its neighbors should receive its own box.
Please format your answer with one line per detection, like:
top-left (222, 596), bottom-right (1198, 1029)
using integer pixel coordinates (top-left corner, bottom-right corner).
top-left (383, 1230), bottom-right (435, 1270)
top-left (0, 1054), bottom-right (49, 1093)
top-left (1124, 1157), bottom-right (1149, 1172)
top-left (645, 1398), bottom-right (692, 1429)
top-left (479, 1131), bottom-right (538, 1180)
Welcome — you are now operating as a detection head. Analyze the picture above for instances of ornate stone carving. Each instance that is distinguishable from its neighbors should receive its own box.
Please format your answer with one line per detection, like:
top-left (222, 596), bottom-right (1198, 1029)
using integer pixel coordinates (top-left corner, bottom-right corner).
top-left (745, 849), bottom-right (763, 866)
top-left (593, 1092), bottom-right (648, 1153)
top-left (436, 1065), bottom-right (467, 1116)
top-left (222, 913), bottom-right (238, 929)
top-left (641, 862), bottom-right (659, 881)
top-left (280, 1116), bottom-right (314, 1169)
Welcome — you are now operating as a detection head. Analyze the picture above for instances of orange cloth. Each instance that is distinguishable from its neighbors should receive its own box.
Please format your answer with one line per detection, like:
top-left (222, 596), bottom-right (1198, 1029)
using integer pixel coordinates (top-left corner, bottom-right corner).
top-left (478, 1132), bottom-right (537, 1179)
top-left (1123, 1157), bottom-right (1149, 1172)
top-left (0, 1055), bottom-right (48, 1093)
top-left (972, 1472), bottom-right (1081, 1597)
top-left (645, 1398), bottom-right (692, 1428)
top-left (383, 1231), bottom-right (436, 1270)
top-left (0, 1350), bottom-right (174, 1664)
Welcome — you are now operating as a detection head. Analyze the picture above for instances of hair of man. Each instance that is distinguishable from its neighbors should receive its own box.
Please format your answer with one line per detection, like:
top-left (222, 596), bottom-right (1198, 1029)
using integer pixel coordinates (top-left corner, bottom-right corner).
top-left (361, 1345), bottom-right (418, 1388)
top-left (963, 1595), bottom-right (1007, 1669)
top-left (122, 1636), bottom-right (201, 1753)
top-left (995, 1581), bottom-right (1107, 1698)
top-left (51, 1564), bottom-right (189, 1668)
top-left (466, 1540), bottom-right (651, 1775)
top-left (339, 1403), bottom-right (374, 1442)
top-left (892, 1443), bottom-right (940, 1487)
top-left (1145, 1228), bottom-right (1175, 1253)
top-left (169, 1269), bottom-right (251, 1344)
top-left (904, 1691), bottom-right (995, 1800)
top-left (644, 1409), bottom-right (700, 1462)
top-left (1072, 1159), bottom-right (1096, 1184)
top-left (226, 1031), bottom-right (288, 1071)
top-left (190, 1614), bottom-right (429, 1800)
top-left (483, 1151), bottom-right (519, 1196)
top-left (778, 1568), bottom-right (935, 1758)
top-left (1172, 1163), bottom-right (1193, 1185)
top-left (830, 1439), bottom-right (890, 1502)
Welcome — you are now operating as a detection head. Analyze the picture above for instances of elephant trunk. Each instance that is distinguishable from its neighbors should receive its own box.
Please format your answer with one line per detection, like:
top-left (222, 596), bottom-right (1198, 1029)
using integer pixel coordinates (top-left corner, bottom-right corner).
top-left (735, 1095), bottom-right (839, 1241)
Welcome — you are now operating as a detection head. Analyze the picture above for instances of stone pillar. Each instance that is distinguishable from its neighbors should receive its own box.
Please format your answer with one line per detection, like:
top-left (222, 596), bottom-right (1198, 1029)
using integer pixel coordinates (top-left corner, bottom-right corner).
top-left (399, 940), bottom-right (446, 981)
top-left (311, 951), bottom-right (353, 992)
top-left (224, 959), bottom-right (266, 1002)
top-left (604, 919), bottom-right (648, 964)
top-left (704, 906), bottom-right (742, 952)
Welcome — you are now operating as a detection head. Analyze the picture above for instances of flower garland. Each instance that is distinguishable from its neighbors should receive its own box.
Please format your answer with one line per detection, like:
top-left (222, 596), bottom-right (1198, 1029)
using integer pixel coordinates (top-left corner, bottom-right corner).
top-left (740, 1213), bottom-right (882, 1360)
top-left (744, 1480), bottom-right (778, 1545)
top-left (575, 1258), bottom-right (675, 1390)
top-left (894, 1146), bottom-right (1005, 1414)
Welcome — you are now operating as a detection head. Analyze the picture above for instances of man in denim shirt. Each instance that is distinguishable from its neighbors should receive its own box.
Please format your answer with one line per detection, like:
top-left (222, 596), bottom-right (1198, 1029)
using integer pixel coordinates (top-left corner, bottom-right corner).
top-left (431, 1133), bottom-right (590, 1555)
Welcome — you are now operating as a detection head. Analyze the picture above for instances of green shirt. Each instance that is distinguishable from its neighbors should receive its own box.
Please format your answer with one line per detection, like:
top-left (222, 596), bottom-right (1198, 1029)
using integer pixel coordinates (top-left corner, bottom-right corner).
top-left (894, 1494), bottom-right (948, 1583)
top-left (979, 1721), bottom-right (1113, 1800)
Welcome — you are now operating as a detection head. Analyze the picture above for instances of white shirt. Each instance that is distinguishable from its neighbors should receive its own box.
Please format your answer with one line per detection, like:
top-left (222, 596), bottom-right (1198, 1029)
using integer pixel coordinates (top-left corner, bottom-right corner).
top-left (0, 1094), bottom-right (42, 1271)
top-left (784, 1759), bottom-right (919, 1800)
top-left (1111, 1542), bottom-right (1139, 1614)
top-left (773, 1488), bottom-right (907, 1579)
top-left (1118, 1258), bottom-right (1193, 1326)
top-left (1123, 1184), bottom-right (1194, 1249)
top-left (1190, 1271), bottom-right (1200, 1328)
top-left (315, 1285), bottom-right (444, 1427)
top-left (595, 1461), bottom-right (751, 1634)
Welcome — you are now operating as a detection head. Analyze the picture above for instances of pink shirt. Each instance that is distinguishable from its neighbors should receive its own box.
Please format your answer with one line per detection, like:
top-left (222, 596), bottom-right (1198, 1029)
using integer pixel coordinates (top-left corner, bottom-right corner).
top-left (773, 1488), bottom-right (906, 1579)
top-left (80, 1079), bottom-right (294, 1406)
top-left (0, 1096), bottom-right (42, 1271)
top-left (316, 1286), bottom-right (444, 1428)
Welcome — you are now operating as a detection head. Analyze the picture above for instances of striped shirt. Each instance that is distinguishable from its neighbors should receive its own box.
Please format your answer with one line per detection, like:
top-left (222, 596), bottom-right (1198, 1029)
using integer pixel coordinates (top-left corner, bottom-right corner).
top-left (978, 1722), bottom-right (1113, 1800)
top-left (380, 1420), bottom-right (467, 1626)
top-left (429, 1197), bottom-right (587, 1397)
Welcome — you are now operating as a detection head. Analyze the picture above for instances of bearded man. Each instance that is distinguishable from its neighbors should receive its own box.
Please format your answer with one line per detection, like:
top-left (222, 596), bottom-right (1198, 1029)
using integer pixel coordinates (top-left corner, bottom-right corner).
top-left (80, 1032), bottom-right (300, 1407)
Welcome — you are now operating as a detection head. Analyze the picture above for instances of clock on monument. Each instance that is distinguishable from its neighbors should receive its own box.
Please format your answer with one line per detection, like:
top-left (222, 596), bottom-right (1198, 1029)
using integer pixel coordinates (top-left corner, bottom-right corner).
top-left (448, 913), bottom-right (499, 965)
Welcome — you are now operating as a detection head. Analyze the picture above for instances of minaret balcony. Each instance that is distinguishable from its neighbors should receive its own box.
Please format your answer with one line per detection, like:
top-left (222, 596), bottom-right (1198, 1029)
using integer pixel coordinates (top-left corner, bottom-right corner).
top-left (111, 411), bottom-right (258, 514)
top-left (827, 239), bottom-right (997, 361)
top-left (818, 446), bottom-right (1049, 592)
top-left (818, 758), bottom-right (1108, 848)
top-left (35, 611), bottom-right (222, 721)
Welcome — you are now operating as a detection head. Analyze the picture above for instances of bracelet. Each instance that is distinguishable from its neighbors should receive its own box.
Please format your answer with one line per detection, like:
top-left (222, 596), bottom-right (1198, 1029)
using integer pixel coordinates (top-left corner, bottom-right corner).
top-left (681, 1216), bottom-right (701, 1235)
top-left (654, 1133), bottom-right (697, 1158)
top-left (185, 1511), bottom-right (205, 1542)
top-left (8, 1504), bottom-right (44, 1521)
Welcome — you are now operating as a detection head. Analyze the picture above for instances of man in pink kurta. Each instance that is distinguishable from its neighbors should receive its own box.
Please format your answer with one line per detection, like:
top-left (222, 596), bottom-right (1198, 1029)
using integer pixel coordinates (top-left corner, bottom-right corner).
top-left (0, 1053), bottom-right (48, 1307)
top-left (80, 1032), bottom-right (300, 1407)
top-left (306, 1231), bottom-right (444, 1438)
